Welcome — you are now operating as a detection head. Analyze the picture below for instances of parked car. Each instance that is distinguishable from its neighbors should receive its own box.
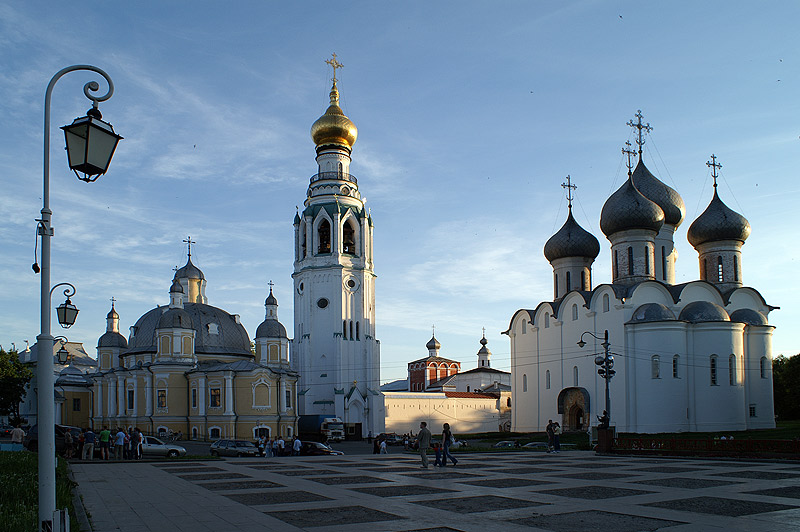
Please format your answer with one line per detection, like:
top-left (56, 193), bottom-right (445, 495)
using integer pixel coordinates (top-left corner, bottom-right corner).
top-left (210, 439), bottom-right (259, 457)
top-left (492, 440), bottom-right (518, 449)
top-left (522, 441), bottom-right (548, 450)
top-left (376, 433), bottom-right (405, 445)
top-left (141, 436), bottom-right (186, 458)
top-left (300, 441), bottom-right (344, 456)
top-left (24, 424), bottom-right (82, 453)
top-left (0, 424), bottom-right (13, 437)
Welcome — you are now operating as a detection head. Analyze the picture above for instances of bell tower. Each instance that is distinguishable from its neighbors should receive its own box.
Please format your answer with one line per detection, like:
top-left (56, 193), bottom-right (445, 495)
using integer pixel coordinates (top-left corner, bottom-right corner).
top-left (293, 55), bottom-right (384, 438)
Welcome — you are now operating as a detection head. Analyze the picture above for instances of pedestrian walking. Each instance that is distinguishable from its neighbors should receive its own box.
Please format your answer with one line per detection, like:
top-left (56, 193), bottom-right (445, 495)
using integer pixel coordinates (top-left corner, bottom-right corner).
top-left (272, 438), bottom-right (279, 457)
top-left (545, 420), bottom-right (555, 453)
top-left (99, 426), bottom-right (111, 460)
top-left (265, 438), bottom-right (273, 458)
top-left (417, 421), bottom-right (432, 468)
top-left (82, 428), bottom-right (96, 460)
top-left (10, 424), bottom-right (25, 450)
top-left (441, 422), bottom-right (458, 466)
top-left (114, 428), bottom-right (125, 460)
top-left (379, 439), bottom-right (388, 454)
top-left (373, 437), bottom-right (380, 454)
top-left (553, 422), bottom-right (562, 453)
top-left (134, 428), bottom-right (143, 459)
top-left (432, 442), bottom-right (443, 467)
top-left (292, 436), bottom-right (302, 456)
top-left (277, 436), bottom-right (285, 456)
top-left (63, 429), bottom-right (74, 459)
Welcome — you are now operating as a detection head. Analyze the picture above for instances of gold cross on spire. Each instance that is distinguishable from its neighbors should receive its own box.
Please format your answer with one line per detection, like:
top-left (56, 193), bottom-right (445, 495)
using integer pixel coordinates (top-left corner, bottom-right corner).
top-left (706, 154), bottom-right (722, 189)
top-left (626, 110), bottom-right (652, 158)
top-left (622, 140), bottom-right (636, 176)
top-left (561, 175), bottom-right (577, 210)
top-left (326, 53), bottom-right (343, 84)
top-left (183, 236), bottom-right (195, 258)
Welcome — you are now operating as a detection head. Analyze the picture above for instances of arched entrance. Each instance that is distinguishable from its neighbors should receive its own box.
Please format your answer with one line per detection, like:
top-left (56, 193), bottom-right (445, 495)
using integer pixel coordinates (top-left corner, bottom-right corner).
top-left (557, 387), bottom-right (590, 431)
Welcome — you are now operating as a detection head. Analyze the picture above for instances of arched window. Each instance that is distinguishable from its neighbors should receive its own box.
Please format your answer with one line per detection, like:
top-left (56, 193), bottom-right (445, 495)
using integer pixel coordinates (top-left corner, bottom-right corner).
top-left (651, 355), bottom-right (660, 379)
top-left (317, 219), bottom-right (331, 253)
top-left (710, 355), bottom-right (718, 385)
top-left (729, 354), bottom-right (736, 385)
top-left (672, 355), bottom-right (679, 378)
top-left (467, 385), bottom-right (470, 392)
top-left (734, 256), bottom-right (739, 282)
top-left (544, 313), bottom-right (550, 328)
top-left (614, 250), bottom-right (619, 278)
top-left (521, 320), bottom-right (527, 334)
top-left (252, 380), bottom-right (270, 408)
top-left (644, 245), bottom-right (650, 274)
top-left (522, 374), bottom-right (528, 393)
top-left (342, 220), bottom-right (356, 255)
top-left (209, 427), bottom-right (221, 439)
top-left (507, 397), bottom-right (512, 407)
top-left (566, 271), bottom-right (571, 292)
top-left (342, 320), bottom-right (347, 339)
top-left (545, 370), bottom-right (551, 390)
top-left (573, 365), bottom-right (578, 386)
top-left (300, 224), bottom-right (307, 258)
top-left (661, 246), bottom-right (667, 280)
top-left (760, 356), bottom-right (768, 378)
top-left (572, 304), bottom-right (578, 321)
top-left (603, 294), bottom-right (610, 313)
top-left (356, 321), bottom-right (360, 340)
top-left (627, 246), bottom-right (634, 275)
top-left (554, 273), bottom-right (558, 299)
top-left (349, 321), bottom-right (354, 340)
top-left (338, 162), bottom-right (343, 175)
top-left (718, 256), bottom-right (724, 282)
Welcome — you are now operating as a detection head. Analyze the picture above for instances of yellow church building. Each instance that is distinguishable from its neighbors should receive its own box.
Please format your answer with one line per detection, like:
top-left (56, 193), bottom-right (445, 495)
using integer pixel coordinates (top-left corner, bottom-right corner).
top-left (92, 251), bottom-right (299, 441)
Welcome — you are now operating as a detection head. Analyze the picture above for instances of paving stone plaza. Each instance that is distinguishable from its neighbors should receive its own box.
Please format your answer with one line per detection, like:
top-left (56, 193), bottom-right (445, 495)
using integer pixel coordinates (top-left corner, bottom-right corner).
top-left (72, 451), bottom-right (800, 531)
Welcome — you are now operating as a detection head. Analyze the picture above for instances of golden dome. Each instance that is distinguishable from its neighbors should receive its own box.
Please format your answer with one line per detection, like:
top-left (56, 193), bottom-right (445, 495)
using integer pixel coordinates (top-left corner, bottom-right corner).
top-left (311, 81), bottom-right (358, 149)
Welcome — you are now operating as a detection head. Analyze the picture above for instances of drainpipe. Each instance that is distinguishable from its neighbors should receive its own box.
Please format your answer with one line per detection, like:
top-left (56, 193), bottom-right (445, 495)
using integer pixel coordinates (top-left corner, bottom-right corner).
top-left (232, 372), bottom-right (238, 439)
top-left (145, 365), bottom-right (155, 435)
top-left (276, 374), bottom-right (282, 437)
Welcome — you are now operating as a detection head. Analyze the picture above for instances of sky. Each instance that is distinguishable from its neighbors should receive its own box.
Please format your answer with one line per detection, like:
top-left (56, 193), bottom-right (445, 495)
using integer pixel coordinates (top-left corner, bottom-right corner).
top-left (1, 1), bottom-right (798, 385)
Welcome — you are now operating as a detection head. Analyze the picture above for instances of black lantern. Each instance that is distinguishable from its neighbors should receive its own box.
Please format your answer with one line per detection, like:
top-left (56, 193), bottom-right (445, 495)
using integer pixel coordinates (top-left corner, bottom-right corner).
top-left (61, 106), bottom-right (123, 182)
top-left (56, 297), bottom-right (79, 328)
top-left (56, 345), bottom-right (70, 364)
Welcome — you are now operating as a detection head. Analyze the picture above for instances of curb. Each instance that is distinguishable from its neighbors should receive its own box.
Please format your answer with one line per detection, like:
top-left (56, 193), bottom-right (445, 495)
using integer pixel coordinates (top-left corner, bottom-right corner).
top-left (68, 466), bottom-right (94, 532)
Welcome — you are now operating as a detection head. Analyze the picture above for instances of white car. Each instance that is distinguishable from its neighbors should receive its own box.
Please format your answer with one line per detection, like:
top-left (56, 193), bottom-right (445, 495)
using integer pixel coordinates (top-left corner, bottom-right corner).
top-left (142, 436), bottom-right (187, 458)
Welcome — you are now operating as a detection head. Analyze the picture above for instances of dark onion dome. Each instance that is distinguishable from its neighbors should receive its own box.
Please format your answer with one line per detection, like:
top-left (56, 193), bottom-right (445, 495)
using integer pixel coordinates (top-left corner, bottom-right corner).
top-left (107, 306), bottom-right (119, 319)
top-left (544, 210), bottom-right (601, 262)
top-left (687, 190), bottom-right (751, 248)
top-left (600, 176), bottom-right (665, 237)
top-left (630, 160), bottom-right (686, 227)
top-left (170, 278), bottom-right (183, 293)
top-left (256, 318), bottom-right (287, 339)
top-left (678, 301), bottom-right (730, 323)
top-left (127, 303), bottom-right (251, 356)
top-left (158, 308), bottom-right (194, 329)
top-left (426, 335), bottom-right (441, 351)
top-left (98, 330), bottom-right (128, 349)
top-left (730, 308), bottom-right (768, 326)
top-left (265, 290), bottom-right (278, 307)
top-left (630, 303), bottom-right (676, 323)
top-left (174, 257), bottom-right (205, 280)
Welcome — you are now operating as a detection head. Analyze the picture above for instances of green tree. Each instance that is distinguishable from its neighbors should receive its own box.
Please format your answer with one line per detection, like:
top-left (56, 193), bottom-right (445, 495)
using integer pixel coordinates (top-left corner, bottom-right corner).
top-left (0, 347), bottom-right (33, 425)
top-left (772, 354), bottom-right (800, 421)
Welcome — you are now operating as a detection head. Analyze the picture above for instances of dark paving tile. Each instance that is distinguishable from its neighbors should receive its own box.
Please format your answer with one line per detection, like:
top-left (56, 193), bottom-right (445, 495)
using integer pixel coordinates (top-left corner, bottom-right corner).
top-left (266, 505), bottom-right (404, 527)
top-left (566, 462), bottom-right (620, 469)
top-left (225, 490), bottom-right (331, 505)
top-left (488, 467), bottom-right (557, 475)
top-left (632, 477), bottom-right (742, 489)
top-left (199, 479), bottom-right (284, 490)
top-left (308, 475), bottom-right (388, 485)
top-left (246, 464), bottom-right (307, 470)
top-left (413, 495), bottom-right (546, 513)
top-left (177, 472), bottom-right (250, 481)
top-left (434, 462), bottom-right (485, 469)
top-left (712, 470), bottom-right (800, 480)
top-left (161, 466), bottom-right (224, 474)
top-left (310, 460), bottom-right (352, 466)
top-left (536, 485), bottom-right (655, 499)
top-left (508, 510), bottom-right (684, 532)
top-left (629, 466), bottom-right (705, 474)
top-left (745, 486), bottom-right (800, 500)
top-left (273, 469), bottom-right (340, 476)
top-left (350, 485), bottom-right (456, 497)
top-left (361, 466), bottom-right (425, 473)
top-left (402, 472), bottom-right (480, 480)
top-left (644, 496), bottom-right (797, 516)
top-left (402, 528), bottom-right (462, 532)
top-left (459, 478), bottom-right (551, 488)
top-left (151, 462), bottom-right (207, 468)
top-left (549, 471), bottom-right (637, 480)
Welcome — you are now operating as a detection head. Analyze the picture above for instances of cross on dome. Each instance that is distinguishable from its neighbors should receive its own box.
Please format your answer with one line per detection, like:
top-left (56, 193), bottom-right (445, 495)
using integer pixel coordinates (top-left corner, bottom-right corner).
top-left (627, 110), bottom-right (652, 158)
top-left (561, 175), bottom-right (577, 210)
top-left (268, 279), bottom-right (274, 290)
top-left (707, 154), bottom-right (722, 189)
top-left (183, 236), bottom-right (196, 258)
top-left (325, 53), bottom-right (343, 84)
top-left (622, 140), bottom-right (636, 175)
top-left (110, 296), bottom-right (116, 307)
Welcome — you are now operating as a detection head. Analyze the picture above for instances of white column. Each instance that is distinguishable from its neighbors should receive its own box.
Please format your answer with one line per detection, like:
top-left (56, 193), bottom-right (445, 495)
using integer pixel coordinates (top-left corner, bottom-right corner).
top-left (145, 373), bottom-right (153, 417)
top-left (108, 378), bottom-right (116, 419)
top-left (224, 374), bottom-right (234, 415)
top-left (117, 375), bottom-right (125, 417)
top-left (198, 375), bottom-right (206, 415)
top-left (96, 381), bottom-right (103, 420)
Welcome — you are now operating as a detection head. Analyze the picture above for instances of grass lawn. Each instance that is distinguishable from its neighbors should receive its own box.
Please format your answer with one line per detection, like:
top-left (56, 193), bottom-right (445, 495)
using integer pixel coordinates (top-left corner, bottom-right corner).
top-left (0, 452), bottom-right (80, 532)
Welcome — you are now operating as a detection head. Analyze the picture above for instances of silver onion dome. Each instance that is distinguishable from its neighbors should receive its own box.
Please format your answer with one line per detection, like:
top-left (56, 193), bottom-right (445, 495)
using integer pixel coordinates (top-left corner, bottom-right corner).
top-left (630, 160), bottom-right (685, 227)
top-left (600, 176), bottom-right (665, 237)
top-left (687, 190), bottom-right (751, 248)
top-left (544, 211), bottom-right (600, 262)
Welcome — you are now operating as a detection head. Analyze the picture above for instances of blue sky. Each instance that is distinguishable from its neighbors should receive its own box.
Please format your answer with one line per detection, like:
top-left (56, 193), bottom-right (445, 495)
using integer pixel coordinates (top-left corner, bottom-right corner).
top-left (1, 1), bottom-right (798, 384)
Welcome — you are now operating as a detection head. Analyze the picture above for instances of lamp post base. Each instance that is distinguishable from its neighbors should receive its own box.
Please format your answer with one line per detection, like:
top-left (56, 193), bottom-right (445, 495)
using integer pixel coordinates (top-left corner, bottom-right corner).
top-left (596, 427), bottom-right (615, 454)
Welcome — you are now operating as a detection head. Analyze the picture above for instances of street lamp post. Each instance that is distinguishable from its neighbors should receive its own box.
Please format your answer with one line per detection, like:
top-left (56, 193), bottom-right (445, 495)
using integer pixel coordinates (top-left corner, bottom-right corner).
top-left (577, 329), bottom-right (615, 427)
top-left (36, 65), bottom-right (121, 532)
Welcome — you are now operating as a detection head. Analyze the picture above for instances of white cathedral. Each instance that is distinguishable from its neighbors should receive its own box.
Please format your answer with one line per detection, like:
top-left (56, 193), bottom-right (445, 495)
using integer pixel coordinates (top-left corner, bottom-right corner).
top-left (506, 114), bottom-right (776, 434)
top-left (292, 61), bottom-right (385, 439)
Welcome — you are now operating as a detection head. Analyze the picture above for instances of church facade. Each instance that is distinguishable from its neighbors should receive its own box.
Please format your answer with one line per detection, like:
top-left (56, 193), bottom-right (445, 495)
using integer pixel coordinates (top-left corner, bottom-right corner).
top-left (292, 60), bottom-right (384, 439)
top-left (506, 115), bottom-right (776, 434)
top-left (91, 256), bottom-right (299, 441)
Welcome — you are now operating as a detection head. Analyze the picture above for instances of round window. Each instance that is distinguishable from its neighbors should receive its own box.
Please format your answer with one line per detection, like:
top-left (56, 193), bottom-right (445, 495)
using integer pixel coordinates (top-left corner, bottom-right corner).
top-left (347, 279), bottom-right (356, 288)
top-left (317, 298), bottom-right (329, 309)
top-left (297, 282), bottom-right (304, 295)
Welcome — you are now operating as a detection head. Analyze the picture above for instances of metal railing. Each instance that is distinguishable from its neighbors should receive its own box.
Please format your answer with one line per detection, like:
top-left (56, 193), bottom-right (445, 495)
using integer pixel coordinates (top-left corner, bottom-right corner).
top-left (310, 171), bottom-right (357, 184)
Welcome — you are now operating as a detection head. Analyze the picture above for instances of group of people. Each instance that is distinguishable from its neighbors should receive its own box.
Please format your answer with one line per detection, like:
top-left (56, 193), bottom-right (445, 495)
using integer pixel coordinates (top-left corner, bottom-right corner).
top-left (545, 419), bottom-right (562, 453)
top-left (256, 435), bottom-right (303, 457)
top-left (73, 427), bottom-right (145, 461)
top-left (415, 421), bottom-right (459, 468)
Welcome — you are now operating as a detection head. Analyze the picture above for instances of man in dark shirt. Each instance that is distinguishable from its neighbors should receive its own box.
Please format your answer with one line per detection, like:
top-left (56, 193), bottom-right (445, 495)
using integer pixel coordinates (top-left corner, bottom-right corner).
top-left (82, 428), bottom-right (96, 460)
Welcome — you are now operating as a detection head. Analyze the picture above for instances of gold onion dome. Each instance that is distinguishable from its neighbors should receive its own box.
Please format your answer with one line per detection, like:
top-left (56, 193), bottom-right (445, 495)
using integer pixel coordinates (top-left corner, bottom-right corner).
top-left (310, 81), bottom-right (358, 149)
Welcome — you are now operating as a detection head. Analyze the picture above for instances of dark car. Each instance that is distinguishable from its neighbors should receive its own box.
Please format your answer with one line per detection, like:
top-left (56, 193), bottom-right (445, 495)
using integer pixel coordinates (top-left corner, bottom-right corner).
top-left (0, 424), bottom-right (13, 437)
top-left (25, 424), bottom-right (82, 453)
top-left (377, 433), bottom-right (404, 445)
top-left (300, 441), bottom-right (344, 456)
top-left (210, 439), bottom-right (259, 457)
